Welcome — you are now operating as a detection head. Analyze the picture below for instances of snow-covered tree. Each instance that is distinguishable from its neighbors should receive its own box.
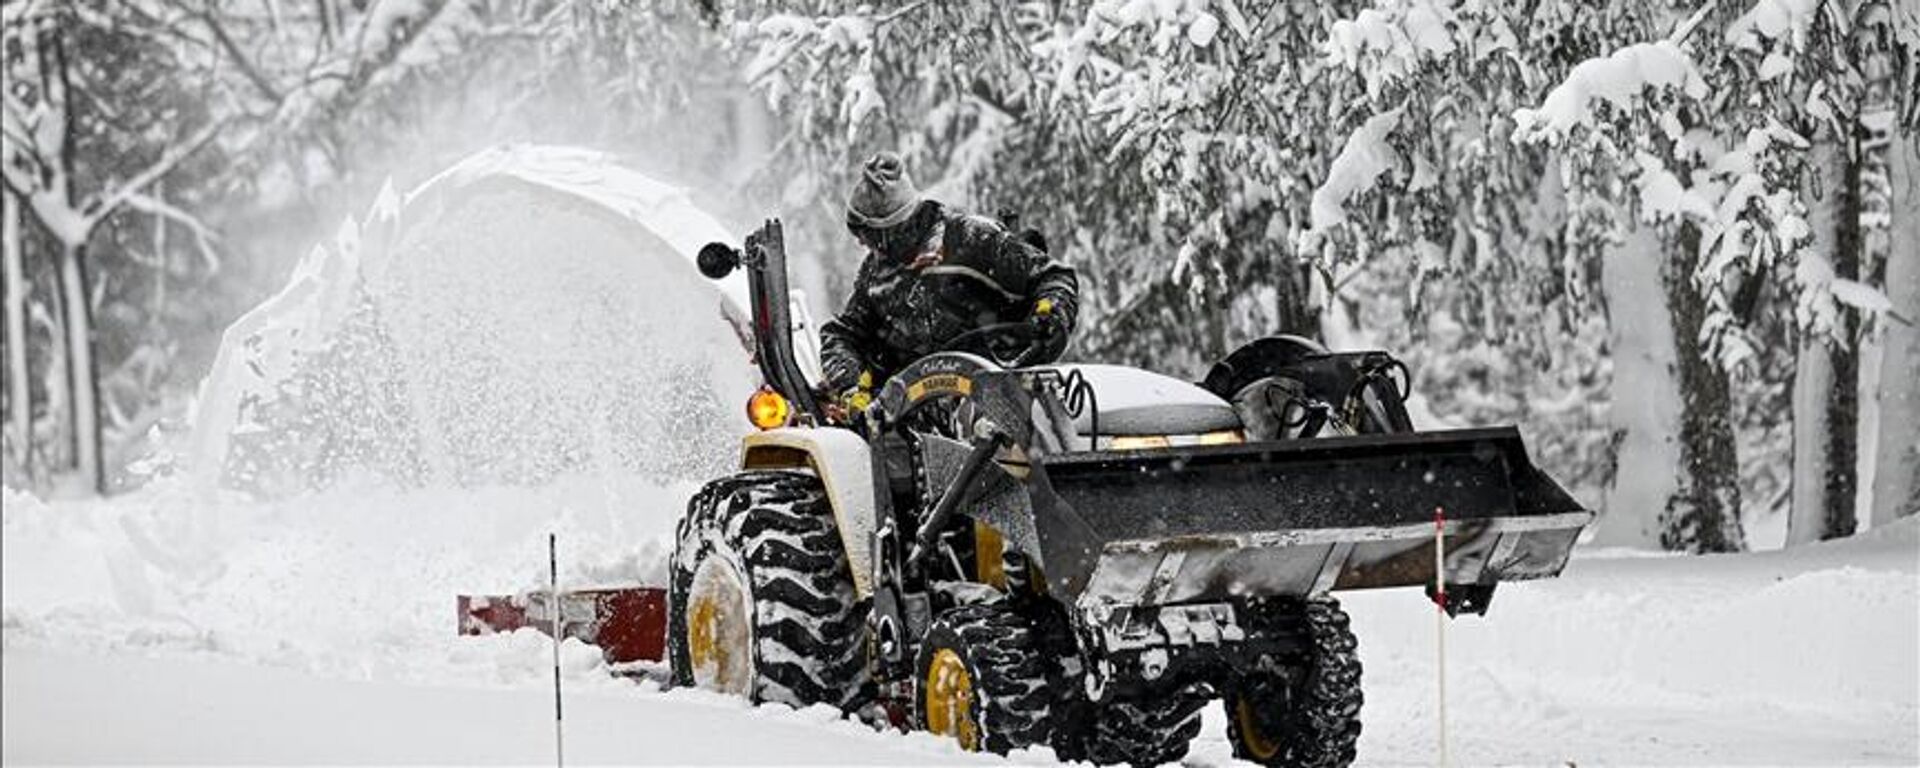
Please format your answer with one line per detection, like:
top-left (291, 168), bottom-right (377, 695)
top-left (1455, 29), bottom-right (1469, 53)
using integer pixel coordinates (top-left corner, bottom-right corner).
top-left (724, 1), bottom-right (1378, 374)
top-left (1707, 0), bottom-right (1915, 542)
top-left (2, 3), bottom-right (226, 493)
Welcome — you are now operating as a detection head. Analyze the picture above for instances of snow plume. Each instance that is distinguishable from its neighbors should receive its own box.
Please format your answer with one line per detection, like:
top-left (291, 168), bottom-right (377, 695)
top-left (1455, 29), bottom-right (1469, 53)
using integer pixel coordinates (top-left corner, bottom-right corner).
top-left (192, 146), bottom-right (757, 498)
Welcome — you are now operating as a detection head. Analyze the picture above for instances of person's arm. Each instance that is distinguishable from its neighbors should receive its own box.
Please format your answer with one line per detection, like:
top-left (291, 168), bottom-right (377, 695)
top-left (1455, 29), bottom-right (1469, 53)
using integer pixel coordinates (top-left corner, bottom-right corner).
top-left (819, 257), bottom-right (883, 393)
top-left (982, 223), bottom-right (1079, 343)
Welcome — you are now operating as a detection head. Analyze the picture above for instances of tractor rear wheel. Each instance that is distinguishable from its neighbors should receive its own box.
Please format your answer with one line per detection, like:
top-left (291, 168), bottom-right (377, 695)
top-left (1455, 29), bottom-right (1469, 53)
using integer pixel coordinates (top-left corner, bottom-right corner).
top-left (668, 470), bottom-right (868, 711)
top-left (1225, 597), bottom-right (1363, 768)
top-left (914, 603), bottom-right (1052, 755)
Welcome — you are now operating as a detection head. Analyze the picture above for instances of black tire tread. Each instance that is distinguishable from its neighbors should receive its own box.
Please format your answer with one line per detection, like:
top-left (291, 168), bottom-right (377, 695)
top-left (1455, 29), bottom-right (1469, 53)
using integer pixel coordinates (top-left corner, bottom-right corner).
top-left (915, 603), bottom-right (1053, 754)
top-left (1226, 597), bottom-right (1364, 768)
top-left (1083, 692), bottom-right (1208, 766)
top-left (668, 470), bottom-right (868, 711)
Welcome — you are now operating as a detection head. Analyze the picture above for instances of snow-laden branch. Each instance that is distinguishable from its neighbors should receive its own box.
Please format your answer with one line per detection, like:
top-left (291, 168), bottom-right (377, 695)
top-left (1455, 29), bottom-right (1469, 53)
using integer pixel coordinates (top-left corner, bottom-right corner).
top-left (82, 118), bottom-right (226, 232)
top-left (0, 124), bottom-right (45, 198)
top-left (1511, 42), bottom-right (1707, 143)
top-left (1667, 0), bottom-right (1718, 47)
top-left (121, 191), bottom-right (222, 272)
top-left (1308, 106), bottom-right (1405, 236)
top-left (1323, 0), bottom-right (1459, 101)
top-left (199, 8), bottom-right (284, 103)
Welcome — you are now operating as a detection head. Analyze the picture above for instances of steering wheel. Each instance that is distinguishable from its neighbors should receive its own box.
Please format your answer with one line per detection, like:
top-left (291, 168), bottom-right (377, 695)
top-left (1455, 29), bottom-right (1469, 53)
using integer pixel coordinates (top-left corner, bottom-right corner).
top-left (941, 322), bottom-right (1048, 368)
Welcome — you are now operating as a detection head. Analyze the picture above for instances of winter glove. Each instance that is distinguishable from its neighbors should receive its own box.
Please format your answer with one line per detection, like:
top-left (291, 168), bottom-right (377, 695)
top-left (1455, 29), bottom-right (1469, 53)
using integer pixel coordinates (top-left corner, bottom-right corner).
top-left (822, 370), bottom-right (875, 423)
top-left (844, 370), bottom-right (875, 413)
top-left (1027, 297), bottom-right (1070, 362)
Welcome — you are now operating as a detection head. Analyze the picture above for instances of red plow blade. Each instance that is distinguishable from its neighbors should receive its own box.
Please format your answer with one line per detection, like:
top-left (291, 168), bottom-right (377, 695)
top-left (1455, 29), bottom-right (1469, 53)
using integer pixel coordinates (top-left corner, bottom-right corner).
top-left (457, 586), bottom-right (668, 664)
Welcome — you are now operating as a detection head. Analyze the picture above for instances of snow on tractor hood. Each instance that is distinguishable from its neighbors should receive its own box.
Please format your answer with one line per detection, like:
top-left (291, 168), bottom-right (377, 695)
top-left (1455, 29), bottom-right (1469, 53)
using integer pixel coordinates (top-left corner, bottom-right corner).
top-left (1040, 363), bottom-right (1242, 436)
top-left (191, 145), bottom-right (759, 496)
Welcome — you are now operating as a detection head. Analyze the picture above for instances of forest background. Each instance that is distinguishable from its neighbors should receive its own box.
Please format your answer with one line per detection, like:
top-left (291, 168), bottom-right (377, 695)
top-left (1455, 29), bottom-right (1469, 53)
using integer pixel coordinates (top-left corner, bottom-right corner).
top-left (2, 0), bottom-right (1915, 553)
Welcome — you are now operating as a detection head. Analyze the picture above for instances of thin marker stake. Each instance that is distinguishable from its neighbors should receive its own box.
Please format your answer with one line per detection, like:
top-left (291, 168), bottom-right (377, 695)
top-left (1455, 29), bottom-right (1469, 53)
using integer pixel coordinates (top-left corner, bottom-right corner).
top-left (550, 533), bottom-right (565, 768)
top-left (1434, 506), bottom-right (1449, 768)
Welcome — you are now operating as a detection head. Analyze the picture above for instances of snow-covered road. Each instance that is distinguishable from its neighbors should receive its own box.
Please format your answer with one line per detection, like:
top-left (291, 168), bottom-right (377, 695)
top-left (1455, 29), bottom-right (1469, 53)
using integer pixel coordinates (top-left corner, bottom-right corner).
top-left (4, 480), bottom-right (1915, 765)
top-left (1340, 522), bottom-right (1918, 765)
top-left (2, 648), bottom-right (1003, 765)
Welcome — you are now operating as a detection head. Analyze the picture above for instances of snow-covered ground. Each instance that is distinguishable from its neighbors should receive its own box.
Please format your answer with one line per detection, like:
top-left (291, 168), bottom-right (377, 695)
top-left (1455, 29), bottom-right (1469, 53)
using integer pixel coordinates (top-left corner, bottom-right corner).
top-left (4, 477), bottom-right (1915, 765)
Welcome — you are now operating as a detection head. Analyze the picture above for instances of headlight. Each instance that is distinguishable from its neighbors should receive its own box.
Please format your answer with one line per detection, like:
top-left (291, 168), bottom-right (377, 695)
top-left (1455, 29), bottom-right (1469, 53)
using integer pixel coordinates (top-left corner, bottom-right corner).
top-left (746, 387), bottom-right (791, 430)
top-left (1103, 431), bottom-right (1245, 450)
top-left (1106, 435), bottom-right (1172, 451)
top-left (1195, 429), bottom-right (1246, 445)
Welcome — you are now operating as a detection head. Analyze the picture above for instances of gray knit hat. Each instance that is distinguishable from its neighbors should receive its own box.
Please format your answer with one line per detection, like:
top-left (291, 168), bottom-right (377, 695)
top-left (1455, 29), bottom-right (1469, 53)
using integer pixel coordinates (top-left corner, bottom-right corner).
top-left (845, 152), bottom-right (921, 230)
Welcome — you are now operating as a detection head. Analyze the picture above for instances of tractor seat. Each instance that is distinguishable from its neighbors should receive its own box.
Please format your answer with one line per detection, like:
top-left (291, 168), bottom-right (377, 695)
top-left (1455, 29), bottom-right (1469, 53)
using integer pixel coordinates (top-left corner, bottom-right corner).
top-left (1039, 364), bottom-right (1243, 436)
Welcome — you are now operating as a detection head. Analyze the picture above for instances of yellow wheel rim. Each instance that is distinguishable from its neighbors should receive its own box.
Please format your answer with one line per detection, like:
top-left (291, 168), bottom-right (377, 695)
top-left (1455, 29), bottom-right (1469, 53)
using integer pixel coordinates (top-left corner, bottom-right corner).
top-left (923, 648), bottom-right (979, 751)
top-left (1235, 695), bottom-right (1283, 760)
top-left (686, 555), bottom-right (753, 695)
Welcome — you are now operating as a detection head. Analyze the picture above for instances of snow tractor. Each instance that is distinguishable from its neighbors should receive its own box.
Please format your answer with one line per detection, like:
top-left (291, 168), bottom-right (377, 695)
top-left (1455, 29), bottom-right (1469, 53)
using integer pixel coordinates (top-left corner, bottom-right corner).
top-left (669, 219), bottom-right (1592, 767)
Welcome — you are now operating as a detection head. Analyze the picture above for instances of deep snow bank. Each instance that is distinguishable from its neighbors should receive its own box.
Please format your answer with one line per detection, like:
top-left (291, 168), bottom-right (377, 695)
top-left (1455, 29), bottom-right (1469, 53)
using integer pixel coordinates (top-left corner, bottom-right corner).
top-left (1, 477), bottom-right (692, 683)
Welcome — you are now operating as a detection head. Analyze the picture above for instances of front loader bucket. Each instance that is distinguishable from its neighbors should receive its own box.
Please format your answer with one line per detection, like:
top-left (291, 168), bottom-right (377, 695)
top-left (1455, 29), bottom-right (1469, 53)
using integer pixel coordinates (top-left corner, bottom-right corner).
top-left (1028, 427), bottom-right (1591, 611)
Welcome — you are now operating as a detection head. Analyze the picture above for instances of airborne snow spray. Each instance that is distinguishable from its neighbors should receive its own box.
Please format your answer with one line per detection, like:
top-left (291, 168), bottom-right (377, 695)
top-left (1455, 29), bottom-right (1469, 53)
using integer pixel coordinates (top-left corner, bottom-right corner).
top-left (550, 533), bottom-right (565, 768)
top-left (1434, 507), bottom-right (1449, 768)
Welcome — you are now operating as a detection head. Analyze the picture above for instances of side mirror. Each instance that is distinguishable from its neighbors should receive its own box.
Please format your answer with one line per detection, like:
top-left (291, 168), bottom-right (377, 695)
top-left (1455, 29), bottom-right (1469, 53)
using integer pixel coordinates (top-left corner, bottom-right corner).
top-left (697, 242), bottom-right (741, 280)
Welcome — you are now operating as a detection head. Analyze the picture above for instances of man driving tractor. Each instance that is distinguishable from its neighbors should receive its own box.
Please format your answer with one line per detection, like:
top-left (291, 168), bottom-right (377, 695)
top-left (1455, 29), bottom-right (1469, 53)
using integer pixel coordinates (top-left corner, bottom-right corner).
top-left (670, 153), bottom-right (1594, 768)
top-left (819, 152), bottom-right (1080, 413)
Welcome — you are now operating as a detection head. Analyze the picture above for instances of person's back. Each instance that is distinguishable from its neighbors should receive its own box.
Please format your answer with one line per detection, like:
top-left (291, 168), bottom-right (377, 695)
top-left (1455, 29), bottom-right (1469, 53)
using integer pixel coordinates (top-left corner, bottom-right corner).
top-left (819, 153), bottom-right (1079, 410)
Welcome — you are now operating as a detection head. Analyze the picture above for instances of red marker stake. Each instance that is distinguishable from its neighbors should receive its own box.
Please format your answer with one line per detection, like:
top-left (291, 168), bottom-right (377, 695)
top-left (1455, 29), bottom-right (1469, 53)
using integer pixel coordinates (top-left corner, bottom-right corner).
top-left (1434, 506), bottom-right (1449, 768)
top-left (550, 533), bottom-right (565, 768)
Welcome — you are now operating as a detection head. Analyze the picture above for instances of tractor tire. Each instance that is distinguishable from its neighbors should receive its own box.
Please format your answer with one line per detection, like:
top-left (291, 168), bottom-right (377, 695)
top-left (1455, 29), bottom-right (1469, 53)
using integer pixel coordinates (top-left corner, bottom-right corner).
top-left (1079, 693), bottom-right (1208, 767)
top-left (1225, 597), bottom-right (1363, 768)
top-left (668, 470), bottom-right (868, 711)
top-left (914, 603), bottom-right (1052, 755)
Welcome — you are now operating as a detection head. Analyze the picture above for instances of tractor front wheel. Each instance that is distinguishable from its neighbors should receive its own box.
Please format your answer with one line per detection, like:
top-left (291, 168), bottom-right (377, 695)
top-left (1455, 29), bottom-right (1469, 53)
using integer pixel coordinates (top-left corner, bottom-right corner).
top-left (668, 470), bottom-right (868, 711)
top-left (1226, 597), bottom-right (1363, 768)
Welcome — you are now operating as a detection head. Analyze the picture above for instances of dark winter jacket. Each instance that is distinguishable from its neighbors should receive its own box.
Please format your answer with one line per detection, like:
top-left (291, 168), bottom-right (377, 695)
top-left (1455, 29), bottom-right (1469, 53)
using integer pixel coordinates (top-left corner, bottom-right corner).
top-left (820, 201), bottom-right (1079, 392)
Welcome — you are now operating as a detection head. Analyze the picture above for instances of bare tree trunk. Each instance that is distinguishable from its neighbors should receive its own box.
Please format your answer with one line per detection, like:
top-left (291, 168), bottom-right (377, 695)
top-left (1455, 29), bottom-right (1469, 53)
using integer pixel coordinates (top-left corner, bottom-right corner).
top-left (39, 275), bottom-right (68, 473)
top-left (1856, 0), bottom-right (1909, 526)
top-left (1790, 326), bottom-right (1834, 542)
top-left (56, 240), bottom-right (103, 493)
top-left (44, 18), bottom-right (105, 494)
top-left (1873, 130), bottom-right (1920, 523)
top-left (1789, 137), bottom-right (1862, 544)
top-left (3, 191), bottom-right (29, 480)
top-left (1663, 223), bottom-right (1743, 552)
top-left (1595, 223), bottom-right (1679, 549)
top-left (1279, 260), bottom-right (1322, 343)
top-left (1823, 133), bottom-right (1865, 540)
